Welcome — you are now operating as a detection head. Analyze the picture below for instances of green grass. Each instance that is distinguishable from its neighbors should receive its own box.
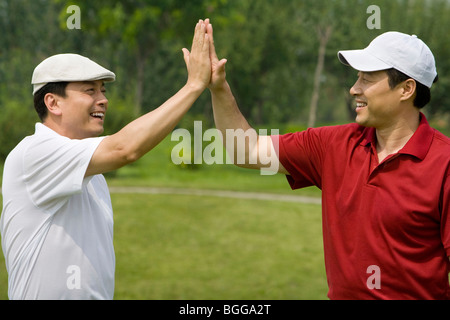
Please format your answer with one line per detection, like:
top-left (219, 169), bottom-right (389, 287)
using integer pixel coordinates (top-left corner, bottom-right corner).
top-left (113, 194), bottom-right (326, 300)
top-left (0, 136), bottom-right (326, 300)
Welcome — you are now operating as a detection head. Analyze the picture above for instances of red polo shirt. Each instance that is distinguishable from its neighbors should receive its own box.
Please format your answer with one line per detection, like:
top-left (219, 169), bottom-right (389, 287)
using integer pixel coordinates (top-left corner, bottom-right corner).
top-left (274, 113), bottom-right (450, 299)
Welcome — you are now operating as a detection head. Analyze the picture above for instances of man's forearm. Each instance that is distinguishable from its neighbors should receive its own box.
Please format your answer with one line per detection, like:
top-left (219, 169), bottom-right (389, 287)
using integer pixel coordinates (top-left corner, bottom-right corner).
top-left (210, 82), bottom-right (262, 168)
top-left (86, 84), bottom-right (204, 176)
top-left (207, 19), bottom-right (285, 174)
top-left (210, 82), bottom-right (286, 174)
top-left (120, 83), bottom-right (204, 160)
top-left (211, 81), bottom-right (252, 134)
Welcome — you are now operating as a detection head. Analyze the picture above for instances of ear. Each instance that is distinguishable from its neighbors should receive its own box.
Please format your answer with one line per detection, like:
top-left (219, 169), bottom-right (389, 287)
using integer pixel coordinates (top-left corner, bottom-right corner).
top-left (399, 79), bottom-right (416, 102)
top-left (44, 93), bottom-right (63, 116)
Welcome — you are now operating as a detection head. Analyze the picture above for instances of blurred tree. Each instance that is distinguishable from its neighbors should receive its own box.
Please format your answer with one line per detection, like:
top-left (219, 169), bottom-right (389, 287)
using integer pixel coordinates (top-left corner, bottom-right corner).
top-left (1, 0), bottom-right (449, 162)
top-left (68, 0), bottom-right (232, 117)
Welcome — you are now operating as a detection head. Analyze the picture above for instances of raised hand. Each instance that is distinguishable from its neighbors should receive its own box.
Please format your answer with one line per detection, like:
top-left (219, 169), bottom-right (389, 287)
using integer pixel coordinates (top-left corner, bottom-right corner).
top-left (182, 20), bottom-right (211, 92)
top-left (204, 19), bottom-right (228, 90)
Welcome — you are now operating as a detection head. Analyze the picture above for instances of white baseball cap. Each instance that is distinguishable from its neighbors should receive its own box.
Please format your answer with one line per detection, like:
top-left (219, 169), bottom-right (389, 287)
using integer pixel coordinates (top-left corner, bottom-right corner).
top-left (31, 53), bottom-right (116, 95)
top-left (338, 31), bottom-right (438, 88)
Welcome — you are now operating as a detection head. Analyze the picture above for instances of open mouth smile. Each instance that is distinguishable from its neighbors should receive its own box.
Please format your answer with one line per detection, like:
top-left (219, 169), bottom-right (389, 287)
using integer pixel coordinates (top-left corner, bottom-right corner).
top-left (90, 112), bottom-right (105, 120)
top-left (356, 102), bottom-right (367, 111)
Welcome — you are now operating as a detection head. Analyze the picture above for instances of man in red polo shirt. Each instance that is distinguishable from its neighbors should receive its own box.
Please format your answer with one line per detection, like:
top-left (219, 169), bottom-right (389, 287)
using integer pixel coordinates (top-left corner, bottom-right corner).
top-left (205, 23), bottom-right (450, 299)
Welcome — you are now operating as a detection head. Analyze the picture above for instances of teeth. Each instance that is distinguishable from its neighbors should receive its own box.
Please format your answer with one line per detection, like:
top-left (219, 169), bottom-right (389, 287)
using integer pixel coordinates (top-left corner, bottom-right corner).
top-left (91, 112), bottom-right (104, 119)
top-left (356, 102), bottom-right (367, 108)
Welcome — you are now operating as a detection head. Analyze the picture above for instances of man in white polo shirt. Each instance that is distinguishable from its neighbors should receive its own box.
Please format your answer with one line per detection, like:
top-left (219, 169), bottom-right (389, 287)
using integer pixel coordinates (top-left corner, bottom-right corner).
top-left (1, 19), bottom-right (212, 299)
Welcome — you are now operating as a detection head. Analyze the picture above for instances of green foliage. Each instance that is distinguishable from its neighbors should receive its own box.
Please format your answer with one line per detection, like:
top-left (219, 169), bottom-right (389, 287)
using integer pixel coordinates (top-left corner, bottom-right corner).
top-left (1, 0), bottom-right (449, 161)
top-left (0, 100), bottom-right (37, 160)
top-left (102, 94), bottom-right (136, 136)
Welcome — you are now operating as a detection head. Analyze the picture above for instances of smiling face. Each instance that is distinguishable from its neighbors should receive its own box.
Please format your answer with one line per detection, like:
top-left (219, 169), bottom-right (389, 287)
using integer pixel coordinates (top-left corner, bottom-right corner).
top-left (44, 80), bottom-right (108, 139)
top-left (350, 71), bottom-right (404, 129)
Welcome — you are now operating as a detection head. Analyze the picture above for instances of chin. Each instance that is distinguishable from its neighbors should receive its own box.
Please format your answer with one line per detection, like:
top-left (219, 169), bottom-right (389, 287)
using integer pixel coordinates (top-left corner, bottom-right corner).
top-left (355, 116), bottom-right (366, 126)
top-left (355, 112), bottom-right (373, 128)
top-left (356, 118), bottom-right (377, 129)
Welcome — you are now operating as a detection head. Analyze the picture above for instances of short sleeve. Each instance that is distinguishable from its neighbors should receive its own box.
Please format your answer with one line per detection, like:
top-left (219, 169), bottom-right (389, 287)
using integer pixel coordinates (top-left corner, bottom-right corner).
top-left (272, 128), bottom-right (328, 190)
top-left (442, 171), bottom-right (450, 258)
top-left (273, 125), bottom-right (353, 190)
top-left (23, 133), bottom-right (105, 213)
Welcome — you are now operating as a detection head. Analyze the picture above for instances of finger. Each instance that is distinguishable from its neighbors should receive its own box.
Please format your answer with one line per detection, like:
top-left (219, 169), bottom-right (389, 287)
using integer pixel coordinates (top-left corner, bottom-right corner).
top-left (218, 59), bottom-right (228, 70)
top-left (206, 23), bottom-right (219, 63)
top-left (189, 22), bottom-right (200, 53)
top-left (214, 59), bottom-right (227, 76)
top-left (191, 20), bottom-right (205, 54)
top-left (182, 48), bottom-right (190, 66)
top-left (202, 33), bottom-right (210, 56)
top-left (198, 21), bottom-right (206, 48)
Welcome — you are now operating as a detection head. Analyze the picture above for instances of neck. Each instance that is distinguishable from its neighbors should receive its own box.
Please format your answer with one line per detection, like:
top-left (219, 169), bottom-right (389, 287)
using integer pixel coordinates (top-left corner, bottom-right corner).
top-left (375, 111), bottom-right (420, 163)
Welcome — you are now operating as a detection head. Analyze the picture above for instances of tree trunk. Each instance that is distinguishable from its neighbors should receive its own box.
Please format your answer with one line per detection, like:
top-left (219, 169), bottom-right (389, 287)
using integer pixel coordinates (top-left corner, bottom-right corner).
top-left (308, 25), bottom-right (332, 128)
top-left (134, 53), bottom-right (146, 117)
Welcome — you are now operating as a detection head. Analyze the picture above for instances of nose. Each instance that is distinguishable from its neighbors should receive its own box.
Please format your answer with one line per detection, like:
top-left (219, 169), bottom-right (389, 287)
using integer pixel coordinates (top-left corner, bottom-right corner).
top-left (350, 79), bottom-right (363, 97)
top-left (97, 92), bottom-right (108, 110)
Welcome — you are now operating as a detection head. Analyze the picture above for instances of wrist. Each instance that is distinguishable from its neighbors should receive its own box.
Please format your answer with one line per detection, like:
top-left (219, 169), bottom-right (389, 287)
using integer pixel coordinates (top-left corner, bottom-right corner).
top-left (208, 80), bottom-right (229, 94)
top-left (185, 80), bottom-right (207, 94)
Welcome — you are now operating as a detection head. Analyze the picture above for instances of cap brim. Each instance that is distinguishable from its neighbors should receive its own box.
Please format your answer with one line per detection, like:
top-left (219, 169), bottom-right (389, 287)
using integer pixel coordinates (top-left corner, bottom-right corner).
top-left (338, 49), bottom-right (392, 72)
top-left (32, 75), bottom-right (115, 95)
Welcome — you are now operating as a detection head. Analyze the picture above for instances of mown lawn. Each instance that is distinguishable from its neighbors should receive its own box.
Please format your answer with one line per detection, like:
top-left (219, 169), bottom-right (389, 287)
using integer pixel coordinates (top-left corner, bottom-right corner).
top-left (112, 193), bottom-right (326, 300)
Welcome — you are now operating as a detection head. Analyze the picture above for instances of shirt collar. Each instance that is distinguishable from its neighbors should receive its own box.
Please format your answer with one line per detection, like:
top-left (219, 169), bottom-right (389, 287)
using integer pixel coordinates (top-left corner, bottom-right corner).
top-left (360, 112), bottom-right (434, 161)
top-left (35, 122), bottom-right (57, 135)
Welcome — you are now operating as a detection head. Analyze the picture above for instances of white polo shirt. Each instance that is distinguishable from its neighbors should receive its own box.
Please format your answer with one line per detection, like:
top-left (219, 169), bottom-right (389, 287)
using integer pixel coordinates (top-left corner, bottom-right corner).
top-left (0, 123), bottom-right (115, 300)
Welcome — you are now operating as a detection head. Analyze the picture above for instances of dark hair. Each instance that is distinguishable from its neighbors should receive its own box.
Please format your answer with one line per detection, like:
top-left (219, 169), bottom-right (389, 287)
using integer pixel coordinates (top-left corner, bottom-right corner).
top-left (33, 82), bottom-right (69, 121)
top-left (385, 68), bottom-right (435, 109)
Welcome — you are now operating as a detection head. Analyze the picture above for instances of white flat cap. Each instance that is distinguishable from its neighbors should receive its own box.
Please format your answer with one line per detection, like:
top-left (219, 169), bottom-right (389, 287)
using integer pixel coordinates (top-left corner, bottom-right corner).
top-left (31, 53), bottom-right (116, 95)
top-left (338, 31), bottom-right (438, 88)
